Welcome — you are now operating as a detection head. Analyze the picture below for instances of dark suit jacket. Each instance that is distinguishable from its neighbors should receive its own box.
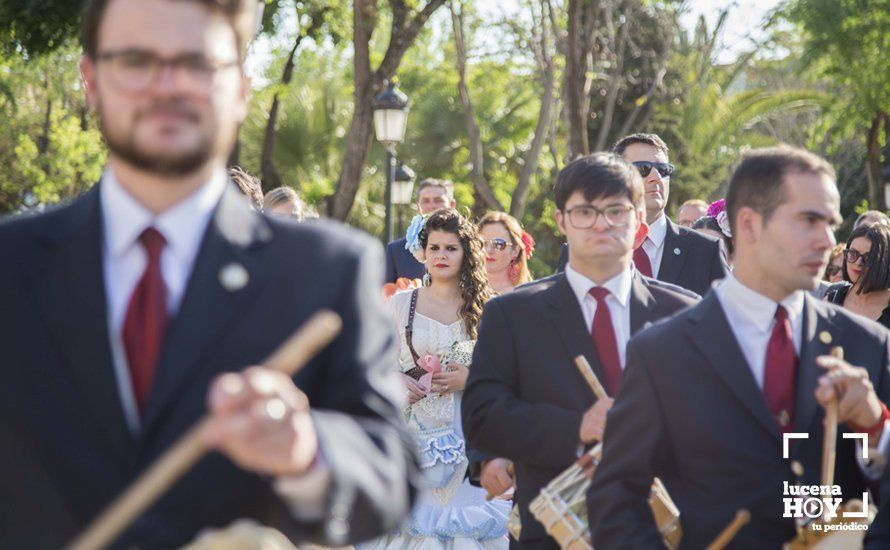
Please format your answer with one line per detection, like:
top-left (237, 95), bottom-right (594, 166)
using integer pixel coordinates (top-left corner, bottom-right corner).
top-left (588, 292), bottom-right (890, 549)
top-left (866, 461), bottom-right (890, 548)
top-left (555, 219), bottom-right (728, 296)
top-left (462, 272), bottom-right (699, 547)
top-left (385, 237), bottom-right (425, 283)
top-left (0, 185), bottom-right (420, 548)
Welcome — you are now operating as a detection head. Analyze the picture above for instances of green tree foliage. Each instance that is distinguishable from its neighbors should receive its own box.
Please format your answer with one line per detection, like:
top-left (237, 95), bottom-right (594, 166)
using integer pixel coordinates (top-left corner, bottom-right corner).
top-left (0, 0), bottom-right (83, 56)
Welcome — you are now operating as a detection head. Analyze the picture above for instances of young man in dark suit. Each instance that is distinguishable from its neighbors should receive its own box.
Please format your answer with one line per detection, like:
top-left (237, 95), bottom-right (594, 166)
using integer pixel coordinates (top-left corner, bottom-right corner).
top-left (556, 134), bottom-right (728, 296)
top-left (0, 0), bottom-right (418, 547)
top-left (462, 153), bottom-right (699, 548)
top-left (588, 145), bottom-right (890, 548)
top-left (384, 178), bottom-right (456, 283)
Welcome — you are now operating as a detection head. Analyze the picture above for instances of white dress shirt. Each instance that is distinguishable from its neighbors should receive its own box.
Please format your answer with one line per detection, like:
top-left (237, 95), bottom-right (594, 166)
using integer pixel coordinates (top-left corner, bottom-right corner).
top-left (100, 167), bottom-right (329, 513)
top-left (101, 167), bottom-right (226, 432)
top-left (641, 214), bottom-right (667, 278)
top-left (715, 273), bottom-right (888, 476)
top-left (565, 263), bottom-right (634, 368)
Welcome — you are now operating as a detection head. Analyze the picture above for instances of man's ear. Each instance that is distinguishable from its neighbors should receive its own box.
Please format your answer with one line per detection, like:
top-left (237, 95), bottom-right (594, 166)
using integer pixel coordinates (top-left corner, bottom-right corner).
top-left (448, 198), bottom-right (456, 209)
top-left (555, 209), bottom-right (567, 236)
top-left (735, 207), bottom-right (759, 244)
top-left (632, 210), bottom-right (649, 249)
top-left (80, 56), bottom-right (98, 110)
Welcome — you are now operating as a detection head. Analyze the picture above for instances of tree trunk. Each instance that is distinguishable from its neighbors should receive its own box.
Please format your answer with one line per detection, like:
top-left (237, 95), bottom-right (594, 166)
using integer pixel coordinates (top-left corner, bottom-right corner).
top-left (563, 0), bottom-right (595, 160)
top-left (37, 98), bottom-right (52, 155)
top-left (593, 7), bottom-right (629, 152)
top-left (450, 2), bottom-right (502, 211)
top-left (511, 0), bottom-right (556, 218)
top-left (328, 0), bottom-right (448, 221)
top-left (865, 112), bottom-right (887, 211)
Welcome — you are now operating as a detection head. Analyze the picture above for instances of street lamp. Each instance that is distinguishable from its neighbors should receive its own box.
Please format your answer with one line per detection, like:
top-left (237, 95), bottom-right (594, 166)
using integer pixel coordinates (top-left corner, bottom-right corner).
top-left (393, 163), bottom-right (416, 238)
top-left (373, 80), bottom-right (410, 243)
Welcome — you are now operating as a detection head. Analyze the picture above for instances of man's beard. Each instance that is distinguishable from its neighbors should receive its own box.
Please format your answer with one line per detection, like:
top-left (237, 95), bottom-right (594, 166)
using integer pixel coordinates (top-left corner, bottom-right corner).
top-left (98, 99), bottom-right (219, 176)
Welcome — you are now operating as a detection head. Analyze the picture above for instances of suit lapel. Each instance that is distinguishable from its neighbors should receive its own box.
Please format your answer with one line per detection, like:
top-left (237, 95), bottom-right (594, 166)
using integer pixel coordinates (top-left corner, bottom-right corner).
top-left (657, 219), bottom-right (688, 284)
top-left (793, 295), bottom-right (841, 444)
top-left (32, 187), bottom-right (134, 461)
top-left (629, 273), bottom-right (658, 335)
top-left (688, 293), bottom-right (780, 440)
top-left (545, 274), bottom-right (605, 397)
top-left (141, 186), bottom-right (273, 433)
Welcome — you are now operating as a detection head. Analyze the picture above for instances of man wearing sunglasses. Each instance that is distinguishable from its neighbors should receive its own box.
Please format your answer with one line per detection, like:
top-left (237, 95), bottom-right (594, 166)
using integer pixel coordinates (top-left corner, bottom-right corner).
top-left (614, 133), bottom-right (728, 296)
top-left (463, 153), bottom-right (700, 548)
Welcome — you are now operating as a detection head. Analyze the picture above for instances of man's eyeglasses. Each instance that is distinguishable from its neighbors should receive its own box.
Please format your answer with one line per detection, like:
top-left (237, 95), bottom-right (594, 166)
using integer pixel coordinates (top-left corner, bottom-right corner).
top-left (844, 249), bottom-right (870, 265)
top-left (632, 161), bottom-right (675, 179)
top-left (563, 204), bottom-right (635, 229)
top-left (824, 264), bottom-right (843, 277)
top-left (483, 238), bottom-right (514, 252)
top-left (93, 49), bottom-right (240, 93)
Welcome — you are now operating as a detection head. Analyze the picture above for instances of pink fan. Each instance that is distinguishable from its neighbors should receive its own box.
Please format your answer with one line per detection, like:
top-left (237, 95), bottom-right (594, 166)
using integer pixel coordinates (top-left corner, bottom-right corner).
top-left (416, 353), bottom-right (442, 393)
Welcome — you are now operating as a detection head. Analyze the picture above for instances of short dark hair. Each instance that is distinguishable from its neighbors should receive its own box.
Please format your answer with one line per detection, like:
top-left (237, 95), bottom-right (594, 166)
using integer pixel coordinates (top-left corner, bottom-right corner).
top-left (844, 223), bottom-right (890, 294)
top-left (554, 153), bottom-right (644, 211)
top-left (81, 0), bottom-right (257, 59)
top-left (416, 178), bottom-right (454, 199)
top-left (612, 133), bottom-right (670, 157)
top-left (692, 216), bottom-right (734, 256)
top-left (726, 145), bottom-right (836, 233)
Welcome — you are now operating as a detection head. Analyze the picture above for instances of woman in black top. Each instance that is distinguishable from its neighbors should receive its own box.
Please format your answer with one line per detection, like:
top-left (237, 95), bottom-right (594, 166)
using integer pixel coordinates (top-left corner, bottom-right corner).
top-left (825, 223), bottom-right (890, 329)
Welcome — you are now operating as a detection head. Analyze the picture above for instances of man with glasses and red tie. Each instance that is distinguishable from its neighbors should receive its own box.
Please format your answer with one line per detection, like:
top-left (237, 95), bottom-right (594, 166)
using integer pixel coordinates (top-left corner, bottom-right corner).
top-left (588, 145), bottom-right (890, 548)
top-left (463, 153), bottom-right (699, 549)
top-left (0, 0), bottom-right (418, 547)
top-left (557, 134), bottom-right (727, 297)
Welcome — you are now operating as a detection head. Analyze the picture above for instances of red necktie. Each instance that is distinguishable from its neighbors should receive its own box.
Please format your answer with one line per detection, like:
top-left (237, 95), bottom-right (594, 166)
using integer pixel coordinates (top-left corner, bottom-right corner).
top-left (764, 305), bottom-right (797, 432)
top-left (589, 287), bottom-right (622, 396)
top-left (122, 227), bottom-right (169, 414)
top-left (633, 245), bottom-right (653, 277)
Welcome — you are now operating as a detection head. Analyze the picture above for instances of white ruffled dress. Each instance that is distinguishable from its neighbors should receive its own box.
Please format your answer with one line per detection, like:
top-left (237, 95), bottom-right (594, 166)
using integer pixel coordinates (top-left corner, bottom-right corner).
top-left (360, 290), bottom-right (509, 549)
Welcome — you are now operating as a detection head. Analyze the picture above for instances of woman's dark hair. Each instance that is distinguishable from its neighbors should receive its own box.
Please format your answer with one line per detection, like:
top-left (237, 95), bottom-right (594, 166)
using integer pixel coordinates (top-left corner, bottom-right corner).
top-left (843, 223), bottom-right (890, 294)
top-left (419, 209), bottom-right (493, 339)
top-left (692, 216), bottom-right (734, 256)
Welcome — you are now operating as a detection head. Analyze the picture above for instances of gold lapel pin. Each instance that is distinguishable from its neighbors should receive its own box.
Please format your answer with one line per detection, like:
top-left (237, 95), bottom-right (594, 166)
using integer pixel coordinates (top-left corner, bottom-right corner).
top-left (819, 331), bottom-right (832, 345)
top-left (219, 262), bottom-right (249, 292)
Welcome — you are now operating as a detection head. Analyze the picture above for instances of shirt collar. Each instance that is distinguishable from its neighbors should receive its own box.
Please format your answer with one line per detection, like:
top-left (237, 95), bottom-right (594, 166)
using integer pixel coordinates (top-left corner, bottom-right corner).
top-left (565, 263), bottom-right (633, 307)
top-left (100, 166), bottom-right (228, 260)
top-left (719, 273), bottom-right (805, 334)
top-left (646, 214), bottom-right (668, 247)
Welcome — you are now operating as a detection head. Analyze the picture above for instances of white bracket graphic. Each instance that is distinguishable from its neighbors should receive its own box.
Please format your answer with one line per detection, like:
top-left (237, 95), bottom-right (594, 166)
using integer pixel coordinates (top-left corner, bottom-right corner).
top-left (783, 433), bottom-right (809, 459)
top-left (843, 433), bottom-right (870, 460)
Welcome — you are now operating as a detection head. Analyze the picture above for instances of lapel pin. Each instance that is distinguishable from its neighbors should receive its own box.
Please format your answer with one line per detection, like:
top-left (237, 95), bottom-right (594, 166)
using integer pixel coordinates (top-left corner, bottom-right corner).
top-left (643, 321), bottom-right (653, 330)
top-left (791, 460), bottom-right (804, 477)
top-left (778, 410), bottom-right (791, 428)
top-left (819, 331), bottom-right (832, 345)
top-left (673, 247), bottom-right (681, 256)
top-left (219, 262), bottom-right (249, 292)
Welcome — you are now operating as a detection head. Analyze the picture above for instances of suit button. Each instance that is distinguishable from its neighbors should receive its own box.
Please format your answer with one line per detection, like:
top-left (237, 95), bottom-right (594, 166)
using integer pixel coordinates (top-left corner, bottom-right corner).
top-left (791, 460), bottom-right (804, 477)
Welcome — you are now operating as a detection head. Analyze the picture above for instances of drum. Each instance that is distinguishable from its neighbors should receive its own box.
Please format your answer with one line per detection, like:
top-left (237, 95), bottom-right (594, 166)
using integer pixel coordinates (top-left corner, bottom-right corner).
top-left (529, 445), bottom-right (682, 549)
top-left (784, 499), bottom-right (875, 550)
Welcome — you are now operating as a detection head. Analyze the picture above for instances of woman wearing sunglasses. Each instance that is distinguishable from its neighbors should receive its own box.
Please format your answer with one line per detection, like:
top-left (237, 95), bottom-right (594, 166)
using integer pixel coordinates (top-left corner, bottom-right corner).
top-left (478, 212), bottom-right (535, 294)
top-left (825, 223), bottom-right (890, 329)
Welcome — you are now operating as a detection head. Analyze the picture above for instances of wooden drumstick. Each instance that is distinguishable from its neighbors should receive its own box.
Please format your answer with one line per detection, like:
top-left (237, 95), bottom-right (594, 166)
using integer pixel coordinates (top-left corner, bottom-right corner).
top-left (574, 355), bottom-right (608, 400)
top-left (705, 509), bottom-right (750, 550)
top-left (67, 310), bottom-right (343, 550)
top-left (820, 346), bottom-right (843, 490)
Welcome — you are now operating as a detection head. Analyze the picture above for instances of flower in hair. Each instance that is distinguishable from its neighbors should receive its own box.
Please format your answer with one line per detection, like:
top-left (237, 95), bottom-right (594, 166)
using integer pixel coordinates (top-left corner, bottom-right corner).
top-left (706, 199), bottom-right (732, 238)
top-left (521, 230), bottom-right (536, 259)
top-left (405, 214), bottom-right (430, 262)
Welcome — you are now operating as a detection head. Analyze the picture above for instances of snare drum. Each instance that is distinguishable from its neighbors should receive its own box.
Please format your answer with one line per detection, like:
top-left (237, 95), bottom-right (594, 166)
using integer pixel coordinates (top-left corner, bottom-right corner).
top-left (530, 445), bottom-right (682, 549)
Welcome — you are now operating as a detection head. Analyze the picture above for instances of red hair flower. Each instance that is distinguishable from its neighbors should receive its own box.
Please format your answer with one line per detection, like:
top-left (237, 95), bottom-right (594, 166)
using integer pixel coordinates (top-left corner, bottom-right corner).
top-left (521, 231), bottom-right (536, 259)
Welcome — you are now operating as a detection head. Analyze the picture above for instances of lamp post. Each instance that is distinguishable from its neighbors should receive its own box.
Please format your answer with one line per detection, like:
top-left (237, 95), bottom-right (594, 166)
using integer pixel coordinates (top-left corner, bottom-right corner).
top-left (372, 81), bottom-right (410, 243)
top-left (393, 163), bottom-right (416, 238)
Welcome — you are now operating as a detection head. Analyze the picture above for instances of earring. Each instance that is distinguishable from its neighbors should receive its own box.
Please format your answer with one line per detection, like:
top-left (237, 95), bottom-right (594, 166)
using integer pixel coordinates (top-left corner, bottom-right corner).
top-left (423, 272), bottom-right (431, 287)
top-left (508, 261), bottom-right (520, 285)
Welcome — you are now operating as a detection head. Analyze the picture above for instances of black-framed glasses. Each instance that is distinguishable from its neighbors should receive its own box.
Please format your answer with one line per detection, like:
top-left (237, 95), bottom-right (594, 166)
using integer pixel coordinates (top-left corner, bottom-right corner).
top-left (632, 161), bottom-right (675, 179)
top-left (564, 204), bottom-right (635, 229)
top-left (844, 248), bottom-right (870, 265)
top-left (94, 49), bottom-right (240, 93)
top-left (483, 238), bottom-right (513, 252)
